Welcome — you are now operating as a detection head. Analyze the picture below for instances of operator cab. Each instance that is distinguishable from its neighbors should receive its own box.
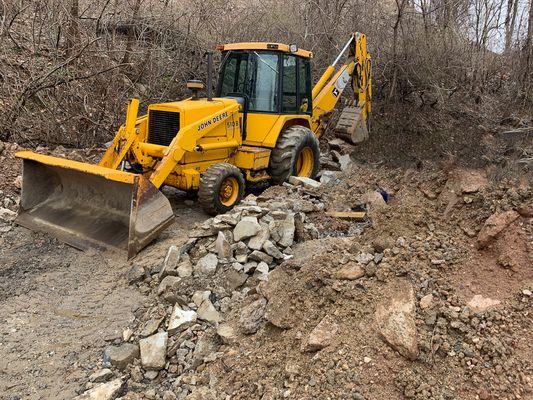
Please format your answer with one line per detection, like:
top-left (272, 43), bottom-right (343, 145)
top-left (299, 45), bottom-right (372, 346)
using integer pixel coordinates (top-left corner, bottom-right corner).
top-left (216, 43), bottom-right (313, 116)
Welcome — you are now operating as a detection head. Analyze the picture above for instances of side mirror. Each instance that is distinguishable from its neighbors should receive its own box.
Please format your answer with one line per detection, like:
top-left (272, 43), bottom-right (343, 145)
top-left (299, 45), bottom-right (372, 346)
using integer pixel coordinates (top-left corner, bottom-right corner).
top-left (187, 80), bottom-right (205, 99)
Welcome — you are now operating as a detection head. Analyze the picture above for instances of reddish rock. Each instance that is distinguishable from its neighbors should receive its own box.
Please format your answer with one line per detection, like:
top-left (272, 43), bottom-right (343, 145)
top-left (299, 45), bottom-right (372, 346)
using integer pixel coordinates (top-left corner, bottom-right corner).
top-left (301, 315), bottom-right (339, 352)
top-left (334, 263), bottom-right (365, 280)
top-left (477, 210), bottom-right (520, 248)
top-left (467, 295), bottom-right (501, 312)
top-left (374, 279), bottom-right (419, 360)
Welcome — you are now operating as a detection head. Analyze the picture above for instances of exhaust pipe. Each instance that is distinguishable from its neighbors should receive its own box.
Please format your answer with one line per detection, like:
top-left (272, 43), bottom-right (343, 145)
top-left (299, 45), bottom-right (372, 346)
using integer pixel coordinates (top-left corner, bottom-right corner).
top-left (206, 51), bottom-right (213, 101)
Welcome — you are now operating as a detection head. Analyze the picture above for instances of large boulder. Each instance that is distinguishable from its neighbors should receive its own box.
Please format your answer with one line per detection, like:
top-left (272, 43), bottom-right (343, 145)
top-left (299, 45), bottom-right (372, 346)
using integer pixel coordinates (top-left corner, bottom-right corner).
top-left (374, 279), bottom-right (419, 360)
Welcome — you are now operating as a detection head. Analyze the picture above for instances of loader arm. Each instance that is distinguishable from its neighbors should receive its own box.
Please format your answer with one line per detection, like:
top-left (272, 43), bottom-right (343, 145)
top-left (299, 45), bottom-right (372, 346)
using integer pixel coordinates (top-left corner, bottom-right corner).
top-left (310, 32), bottom-right (372, 139)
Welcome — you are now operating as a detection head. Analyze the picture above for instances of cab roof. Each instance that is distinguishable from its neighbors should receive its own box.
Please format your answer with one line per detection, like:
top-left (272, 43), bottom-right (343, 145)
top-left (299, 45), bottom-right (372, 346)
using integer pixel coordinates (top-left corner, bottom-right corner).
top-left (218, 42), bottom-right (313, 58)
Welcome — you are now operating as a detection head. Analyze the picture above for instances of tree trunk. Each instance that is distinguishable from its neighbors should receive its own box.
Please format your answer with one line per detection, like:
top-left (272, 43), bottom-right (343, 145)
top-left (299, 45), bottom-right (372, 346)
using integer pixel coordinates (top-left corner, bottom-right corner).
top-left (66, 0), bottom-right (80, 55)
top-left (389, 0), bottom-right (407, 100)
top-left (122, 0), bottom-right (142, 64)
top-left (504, 0), bottom-right (518, 52)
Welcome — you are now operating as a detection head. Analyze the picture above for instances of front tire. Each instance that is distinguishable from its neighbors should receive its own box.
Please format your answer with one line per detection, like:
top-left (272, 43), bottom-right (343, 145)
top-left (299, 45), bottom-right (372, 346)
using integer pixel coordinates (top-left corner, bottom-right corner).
top-left (269, 125), bottom-right (320, 185)
top-left (199, 163), bottom-right (245, 215)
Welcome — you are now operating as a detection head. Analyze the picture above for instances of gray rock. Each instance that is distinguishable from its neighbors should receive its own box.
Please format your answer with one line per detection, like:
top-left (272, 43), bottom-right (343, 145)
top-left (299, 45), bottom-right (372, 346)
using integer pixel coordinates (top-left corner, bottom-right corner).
top-left (288, 176), bottom-right (321, 189)
top-left (140, 316), bottom-right (165, 338)
top-left (157, 276), bottom-right (181, 296)
top-left (365, 262), bottom-right (377, 277)
top-left (195, 253), bottom-right (218, 276)
top-left (248, 224), bottom-right (270, 250)
top-left (192, 290), bottom-right (211, 307)
top-left (89, 368), bottom-right (114, 383)
top-left (216, 323), bottom-right (237, 345)
top-left (216, 212), bottom-right (241, 226)
top-left (262, 240), bottom-right (284, 259)
top-left (269, 214), bottom-right (295, 247)
top-left (176, 260), bottom-right (193, 277)
top-left (243, 261), bottom-right (258, 274)
top-left (144, 370), bottom-right (159, 380)
top-left (104, 343), bottom-right (139, 369)
top-left (140, 331), bottom-right (168, 370)
top-left (233, 241), bottom-right (249, 263)
top-left (160, 245), bottom-right (180, 278)
top-left (356, 252), bottom-right (374, 265)
top-left (239, 298), bottom-right (267, 334)
top-left (73, 378), bottom-right (123, 400)
top-left (0, 207), bottom-right (16, 222)
top-left (222, 269), bottom-right (248, 291)
top-left (249, 250), bottom-right (273, 264)
top-left (197, 299), bottom-right (222, 324)
top-left (168, 306), bottom-right (197, 334)
top-left (215, 231), bottom-right (232, 259)
top-left (254, 262), bottom-right (270, 281)
top-left (320, 171), bottom-right (339, 185)
top-left (338, 154), bottom-right (352, 171)
top-left (233, 216), bottom-right (261, 241)
top-left (179, 238), bottom-right (198, 255)
top-left (127, 264), bottom-right (146, 284)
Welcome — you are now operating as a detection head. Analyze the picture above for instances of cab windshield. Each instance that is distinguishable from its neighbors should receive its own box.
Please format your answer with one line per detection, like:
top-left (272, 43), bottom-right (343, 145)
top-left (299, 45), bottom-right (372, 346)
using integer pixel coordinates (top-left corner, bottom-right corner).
top-left (217, 51), bottom-right (279, 113)
top-left (217, 50), bottom-right (312, 115)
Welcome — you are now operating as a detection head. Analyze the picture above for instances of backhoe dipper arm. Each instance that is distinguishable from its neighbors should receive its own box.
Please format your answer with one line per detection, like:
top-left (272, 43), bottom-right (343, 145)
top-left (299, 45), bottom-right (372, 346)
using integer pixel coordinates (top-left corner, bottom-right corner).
top-left (149, 102), bottom-right (241, 188)
top-left (311, 32), bottom-right (372, 138)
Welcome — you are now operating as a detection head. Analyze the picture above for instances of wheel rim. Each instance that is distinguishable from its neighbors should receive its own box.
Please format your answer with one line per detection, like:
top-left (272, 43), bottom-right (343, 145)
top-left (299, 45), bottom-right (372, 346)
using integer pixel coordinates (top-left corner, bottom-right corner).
top-left (219, 177), bottom-right (239, 206)
top-left (296, 147), bottom-right (314, 177)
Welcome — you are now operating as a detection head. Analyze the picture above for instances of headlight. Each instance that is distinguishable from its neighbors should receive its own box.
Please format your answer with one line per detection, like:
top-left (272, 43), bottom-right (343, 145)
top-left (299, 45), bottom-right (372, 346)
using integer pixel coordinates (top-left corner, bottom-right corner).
top-left (289, 44), bottom-right (298, 53)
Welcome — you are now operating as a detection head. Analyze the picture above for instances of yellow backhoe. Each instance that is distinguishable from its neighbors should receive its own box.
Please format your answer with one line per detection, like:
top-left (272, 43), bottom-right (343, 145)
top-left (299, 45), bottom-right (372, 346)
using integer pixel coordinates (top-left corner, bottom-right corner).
top-left (15, 33), bottom-right (372, 258)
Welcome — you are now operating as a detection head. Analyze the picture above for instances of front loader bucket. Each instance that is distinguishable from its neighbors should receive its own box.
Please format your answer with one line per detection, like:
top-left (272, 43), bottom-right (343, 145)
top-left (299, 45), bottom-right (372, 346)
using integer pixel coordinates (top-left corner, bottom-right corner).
top-left (15, 151), bottom-right (175, 259)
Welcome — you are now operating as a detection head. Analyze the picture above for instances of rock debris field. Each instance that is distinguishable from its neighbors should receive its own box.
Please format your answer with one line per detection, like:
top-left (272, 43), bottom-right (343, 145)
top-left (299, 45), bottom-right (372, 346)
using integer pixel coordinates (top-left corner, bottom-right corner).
top-left (0, 138), bottom-right (531, 400)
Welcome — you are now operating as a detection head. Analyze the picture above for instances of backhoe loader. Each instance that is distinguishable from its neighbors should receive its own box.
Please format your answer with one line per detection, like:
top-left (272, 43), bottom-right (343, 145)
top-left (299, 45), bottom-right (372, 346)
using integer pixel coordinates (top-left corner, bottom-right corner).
top-left (15, 33), bottom-right (372, 258)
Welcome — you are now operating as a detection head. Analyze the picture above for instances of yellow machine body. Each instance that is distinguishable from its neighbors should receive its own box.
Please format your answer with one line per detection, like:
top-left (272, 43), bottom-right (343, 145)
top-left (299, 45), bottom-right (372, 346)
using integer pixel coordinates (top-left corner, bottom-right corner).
top-left (15, 33), bottom-right (372, 258)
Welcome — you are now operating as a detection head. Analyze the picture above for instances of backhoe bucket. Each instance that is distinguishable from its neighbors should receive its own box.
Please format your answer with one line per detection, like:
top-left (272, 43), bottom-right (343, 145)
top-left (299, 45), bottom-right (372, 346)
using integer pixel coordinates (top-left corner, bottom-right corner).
top-left (335, 106), bottom-right (369, 144)
top-left (15, 151), bottom-right (175, 259)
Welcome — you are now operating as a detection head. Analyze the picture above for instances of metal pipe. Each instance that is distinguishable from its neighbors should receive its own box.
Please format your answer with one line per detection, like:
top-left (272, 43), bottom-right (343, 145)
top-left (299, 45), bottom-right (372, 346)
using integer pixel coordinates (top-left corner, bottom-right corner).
top-left (332, 35), bottom-right (354, 67)
top-left (194, 140), bottom-right (239, 152)
top-left (206, 51), bottom-right (213, 101)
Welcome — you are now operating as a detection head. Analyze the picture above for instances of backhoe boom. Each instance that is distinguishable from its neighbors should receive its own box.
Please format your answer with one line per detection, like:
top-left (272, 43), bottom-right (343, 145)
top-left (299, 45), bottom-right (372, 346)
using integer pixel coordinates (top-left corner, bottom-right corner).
top-left (311, 33), bottom-right (372, 141)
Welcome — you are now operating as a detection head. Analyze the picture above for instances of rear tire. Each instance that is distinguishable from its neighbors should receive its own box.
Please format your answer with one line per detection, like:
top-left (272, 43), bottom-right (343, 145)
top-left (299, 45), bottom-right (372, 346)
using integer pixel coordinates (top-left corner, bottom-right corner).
top-left (199, 163), bottom-right (245, 215)
top-left (269, 125), bottom-right (320, 185)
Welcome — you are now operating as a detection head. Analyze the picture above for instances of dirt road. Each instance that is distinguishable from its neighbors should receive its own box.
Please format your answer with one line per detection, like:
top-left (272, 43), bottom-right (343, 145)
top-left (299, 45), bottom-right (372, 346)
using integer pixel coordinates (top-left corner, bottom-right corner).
top-left (0, 191), bottom-right (206, 400)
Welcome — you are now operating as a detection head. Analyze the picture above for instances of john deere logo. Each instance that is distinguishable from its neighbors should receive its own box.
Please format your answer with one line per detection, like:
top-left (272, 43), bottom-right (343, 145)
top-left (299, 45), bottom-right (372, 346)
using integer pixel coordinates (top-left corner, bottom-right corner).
top-left (198, 112), bottom-right (229, 131)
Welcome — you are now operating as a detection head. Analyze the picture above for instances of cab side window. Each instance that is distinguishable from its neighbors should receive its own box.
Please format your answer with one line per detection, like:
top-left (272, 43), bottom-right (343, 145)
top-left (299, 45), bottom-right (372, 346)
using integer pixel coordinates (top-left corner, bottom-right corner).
top-left (282, 55), bottom-right (297, 113)
top-left (298, 58), bottom-right (312, 114)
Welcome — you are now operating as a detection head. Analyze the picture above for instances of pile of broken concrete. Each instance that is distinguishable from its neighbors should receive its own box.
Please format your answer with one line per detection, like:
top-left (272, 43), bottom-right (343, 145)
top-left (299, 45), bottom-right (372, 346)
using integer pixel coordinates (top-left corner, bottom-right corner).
top-left (75, 180), bottom-right (326, 400)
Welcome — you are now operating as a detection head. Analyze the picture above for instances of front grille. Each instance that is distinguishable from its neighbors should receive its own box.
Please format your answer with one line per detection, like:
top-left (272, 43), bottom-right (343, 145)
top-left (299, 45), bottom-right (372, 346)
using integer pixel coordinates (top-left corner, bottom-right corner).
top-left (148, 110), bottom-right (180, 146)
